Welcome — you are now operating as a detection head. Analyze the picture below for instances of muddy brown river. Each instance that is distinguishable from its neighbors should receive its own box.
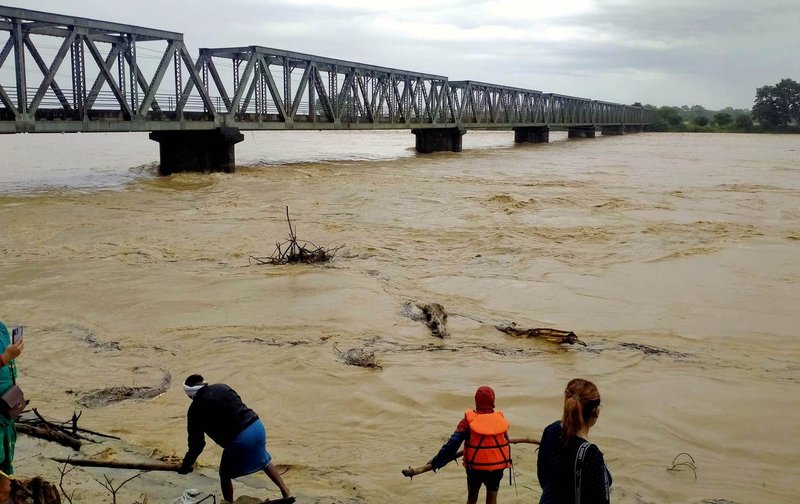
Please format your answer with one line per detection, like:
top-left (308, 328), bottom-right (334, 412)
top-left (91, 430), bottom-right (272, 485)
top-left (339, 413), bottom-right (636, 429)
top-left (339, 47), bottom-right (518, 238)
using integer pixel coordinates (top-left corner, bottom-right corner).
top-left (1, 131), bottom-right (798, 503)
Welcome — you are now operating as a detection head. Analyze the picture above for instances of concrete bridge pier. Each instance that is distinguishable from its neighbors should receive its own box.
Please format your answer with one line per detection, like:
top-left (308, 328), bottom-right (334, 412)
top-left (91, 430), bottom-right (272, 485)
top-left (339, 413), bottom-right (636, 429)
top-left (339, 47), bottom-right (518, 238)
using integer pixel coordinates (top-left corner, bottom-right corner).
top-left (568, 126), bottom-right (596, 139)
top-left (601, 125), bottom-right (624, 136)
top-left (149, 127), bottom-right (245, 175)
top-left (513, 126), bottom-right (549, 143)
top-left (624, 124), bottom-right (644, 133)
top-left (412, 127), bottom-right (466, 153)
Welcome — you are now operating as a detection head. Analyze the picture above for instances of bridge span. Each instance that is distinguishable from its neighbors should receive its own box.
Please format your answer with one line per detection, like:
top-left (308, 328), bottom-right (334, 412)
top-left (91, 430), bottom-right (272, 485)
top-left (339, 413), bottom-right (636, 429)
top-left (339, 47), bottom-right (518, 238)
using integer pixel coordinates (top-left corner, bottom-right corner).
top-left (0, 6), bottom-right (655, 174)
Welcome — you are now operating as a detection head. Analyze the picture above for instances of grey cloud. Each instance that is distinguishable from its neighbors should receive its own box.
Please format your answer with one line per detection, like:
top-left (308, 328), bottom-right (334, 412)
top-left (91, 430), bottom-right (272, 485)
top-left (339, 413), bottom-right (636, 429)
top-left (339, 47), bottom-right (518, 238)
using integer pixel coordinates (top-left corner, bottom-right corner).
top-left (2, 0), bottom-right (795, 108)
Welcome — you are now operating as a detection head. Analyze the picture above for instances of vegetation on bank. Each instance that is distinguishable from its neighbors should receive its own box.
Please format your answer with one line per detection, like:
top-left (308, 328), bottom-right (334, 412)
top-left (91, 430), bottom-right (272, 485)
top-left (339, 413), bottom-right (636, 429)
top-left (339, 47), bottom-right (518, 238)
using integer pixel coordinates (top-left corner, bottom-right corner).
top-left (642, 78), bottom-right (800, 133)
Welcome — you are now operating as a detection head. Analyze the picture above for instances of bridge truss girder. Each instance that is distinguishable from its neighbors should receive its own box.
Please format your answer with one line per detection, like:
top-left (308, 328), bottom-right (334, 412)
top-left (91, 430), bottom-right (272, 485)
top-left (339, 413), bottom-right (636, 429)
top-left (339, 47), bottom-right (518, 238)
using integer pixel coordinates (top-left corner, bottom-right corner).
top-left (0, 6), bottom-right (655, 134)
top-left (197, 48), bottom-right (655, 130)
top-left (0, 5), bottom-right (217, 133)
top-left (197, 45), bottom-right (452, 128)
top-left (448, 81), bottom-right (545, 125)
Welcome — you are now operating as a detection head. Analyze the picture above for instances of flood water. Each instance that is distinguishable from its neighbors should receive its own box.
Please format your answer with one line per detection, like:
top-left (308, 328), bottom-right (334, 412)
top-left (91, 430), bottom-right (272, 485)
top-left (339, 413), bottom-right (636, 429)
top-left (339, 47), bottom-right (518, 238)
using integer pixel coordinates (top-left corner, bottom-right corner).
top-left (0, 130), bottom-right (798, 503)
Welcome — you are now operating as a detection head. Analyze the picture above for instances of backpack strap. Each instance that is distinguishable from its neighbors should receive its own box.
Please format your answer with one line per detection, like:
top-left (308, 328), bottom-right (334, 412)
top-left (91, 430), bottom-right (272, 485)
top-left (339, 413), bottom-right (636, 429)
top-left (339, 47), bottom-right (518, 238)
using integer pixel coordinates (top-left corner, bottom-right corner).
top-left (574, 441), bottom-right (592, 504)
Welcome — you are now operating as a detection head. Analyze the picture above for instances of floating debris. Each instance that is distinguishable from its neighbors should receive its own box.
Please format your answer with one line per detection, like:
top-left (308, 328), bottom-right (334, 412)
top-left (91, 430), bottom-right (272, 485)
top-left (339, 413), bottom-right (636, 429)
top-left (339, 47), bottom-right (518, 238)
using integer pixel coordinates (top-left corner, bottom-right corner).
top-left (667, 452), bottom-right (697, 480)
top-left (618, 342), bottom-right (691, 358)
top-left (249, 207), bottom-right (344, 265)
top-left (78, 370), bottom-right (171, 408)
top-left (416, 303), bottom-right (449, 338)
top-left (496, 324), bottom-right (585, 346)
top-left (334, 344), bottom-right (382, 370)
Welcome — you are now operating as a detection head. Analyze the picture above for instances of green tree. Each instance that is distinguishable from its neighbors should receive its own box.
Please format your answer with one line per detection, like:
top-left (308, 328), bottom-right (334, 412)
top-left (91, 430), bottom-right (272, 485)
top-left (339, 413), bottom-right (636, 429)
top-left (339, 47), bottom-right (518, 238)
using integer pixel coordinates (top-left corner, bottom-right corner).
top-left (694, 116), bottom-right (709, 127)
top-left (752, 78), bottom-right (800, 128)
top-left (653, 106), bottom-right (684, 131)
top-left (690, 105), bottom-right (711, 122)
top-left (734, 113), bottom-right (753, 131)
top-left (714, 112), bottom-right (732, 126)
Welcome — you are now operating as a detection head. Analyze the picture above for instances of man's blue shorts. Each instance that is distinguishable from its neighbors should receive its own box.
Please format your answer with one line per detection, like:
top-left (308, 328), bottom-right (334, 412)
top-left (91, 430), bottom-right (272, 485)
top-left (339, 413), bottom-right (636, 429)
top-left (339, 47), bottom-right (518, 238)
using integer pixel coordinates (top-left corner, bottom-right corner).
top-left (219, 419), bottom-right (272, 479)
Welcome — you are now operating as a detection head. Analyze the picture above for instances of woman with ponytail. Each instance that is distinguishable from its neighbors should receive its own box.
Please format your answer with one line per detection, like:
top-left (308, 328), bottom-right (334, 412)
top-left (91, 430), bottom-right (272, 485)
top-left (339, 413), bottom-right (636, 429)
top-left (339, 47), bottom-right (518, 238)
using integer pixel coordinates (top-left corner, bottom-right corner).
top-left (537, 379), bottom-right (611, 503)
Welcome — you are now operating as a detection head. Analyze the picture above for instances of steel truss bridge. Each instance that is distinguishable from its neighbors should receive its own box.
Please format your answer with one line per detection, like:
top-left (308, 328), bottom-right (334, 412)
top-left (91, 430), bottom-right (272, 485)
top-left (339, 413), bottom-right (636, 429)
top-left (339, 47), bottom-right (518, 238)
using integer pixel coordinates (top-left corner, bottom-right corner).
top-left (0, 5), bottom-right (655, 173)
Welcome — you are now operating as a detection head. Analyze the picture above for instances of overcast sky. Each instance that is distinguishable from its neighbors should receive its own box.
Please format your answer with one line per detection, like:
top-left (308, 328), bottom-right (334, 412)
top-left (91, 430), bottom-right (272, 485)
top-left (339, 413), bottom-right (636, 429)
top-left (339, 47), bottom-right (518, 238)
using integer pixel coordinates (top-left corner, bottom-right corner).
top-left (4, 0), bottom-right (798, 109)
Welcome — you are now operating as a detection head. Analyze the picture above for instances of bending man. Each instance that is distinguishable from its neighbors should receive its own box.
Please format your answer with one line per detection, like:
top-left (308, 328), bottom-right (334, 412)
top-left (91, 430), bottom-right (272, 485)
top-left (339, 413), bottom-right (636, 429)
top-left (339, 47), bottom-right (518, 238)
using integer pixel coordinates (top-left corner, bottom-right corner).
top-left (179, 374), bottom-right (293, 502)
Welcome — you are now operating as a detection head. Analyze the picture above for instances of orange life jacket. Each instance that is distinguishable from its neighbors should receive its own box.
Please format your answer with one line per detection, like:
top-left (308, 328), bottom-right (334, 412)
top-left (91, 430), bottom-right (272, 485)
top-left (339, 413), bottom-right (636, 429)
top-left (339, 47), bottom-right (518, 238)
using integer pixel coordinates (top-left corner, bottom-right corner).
top-left (462, 409), bottom-right (511, 471)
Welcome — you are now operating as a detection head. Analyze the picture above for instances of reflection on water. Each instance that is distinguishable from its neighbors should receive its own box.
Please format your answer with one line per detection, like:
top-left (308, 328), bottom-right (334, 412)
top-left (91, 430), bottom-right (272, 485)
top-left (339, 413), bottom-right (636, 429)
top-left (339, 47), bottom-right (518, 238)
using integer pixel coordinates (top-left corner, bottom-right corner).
top-left (1, 132), bottom-right (799, 502)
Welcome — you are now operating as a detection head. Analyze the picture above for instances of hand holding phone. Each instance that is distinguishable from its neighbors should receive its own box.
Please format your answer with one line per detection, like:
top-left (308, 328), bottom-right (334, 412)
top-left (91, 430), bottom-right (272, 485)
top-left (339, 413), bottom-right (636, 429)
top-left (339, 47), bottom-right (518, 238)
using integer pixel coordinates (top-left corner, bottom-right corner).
top-left (11, 326), bottom-right (23, 345)
top-left (3, 326), bottom-right (24, 364)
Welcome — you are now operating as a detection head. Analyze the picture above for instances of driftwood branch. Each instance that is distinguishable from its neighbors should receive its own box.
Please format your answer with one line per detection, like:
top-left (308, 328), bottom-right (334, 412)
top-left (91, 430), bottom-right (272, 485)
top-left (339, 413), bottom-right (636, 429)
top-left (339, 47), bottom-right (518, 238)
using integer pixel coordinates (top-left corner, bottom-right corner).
top-left (17, 408), bottom-right (120, 450)
top-left (51, 457), bottom-right (181, 472)
top-left (32, 408), bottom-right (118, 439)
top-left (71, 425), bottom-right (120, 440)
top-left (249, 207), bottom-right (344, 265)
top-left (57, 461), bottom-right (78, 504)
top-left (401, 437), bottom-right (540, 478)
top-left (495, 324), bottom-right (586, 346)
top-left (95, 471), bottom-right (145, 504)
top-left (17, 423), bottom-right (81, 450)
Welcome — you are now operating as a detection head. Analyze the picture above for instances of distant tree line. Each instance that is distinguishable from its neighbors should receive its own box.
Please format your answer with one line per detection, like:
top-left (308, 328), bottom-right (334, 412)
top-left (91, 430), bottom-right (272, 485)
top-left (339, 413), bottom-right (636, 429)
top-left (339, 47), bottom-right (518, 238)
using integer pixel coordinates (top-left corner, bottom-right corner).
top-left (644, 77), bottom-right (799, 133)
top-left (649, 104), bottom-right (753, 132)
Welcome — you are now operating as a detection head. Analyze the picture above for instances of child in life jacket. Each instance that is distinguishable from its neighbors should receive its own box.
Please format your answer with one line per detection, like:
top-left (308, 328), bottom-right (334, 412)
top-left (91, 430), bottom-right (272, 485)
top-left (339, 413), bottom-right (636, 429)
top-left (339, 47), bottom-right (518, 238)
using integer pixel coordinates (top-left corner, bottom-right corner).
top-left (429, 386), bottom-right (512, 504)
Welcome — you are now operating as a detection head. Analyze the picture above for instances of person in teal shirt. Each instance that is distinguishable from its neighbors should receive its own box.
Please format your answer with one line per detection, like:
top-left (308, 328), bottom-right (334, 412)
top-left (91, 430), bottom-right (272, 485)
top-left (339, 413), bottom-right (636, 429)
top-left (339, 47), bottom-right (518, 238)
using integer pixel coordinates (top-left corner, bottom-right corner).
top-left (0, 321), bottom-right (25, 475)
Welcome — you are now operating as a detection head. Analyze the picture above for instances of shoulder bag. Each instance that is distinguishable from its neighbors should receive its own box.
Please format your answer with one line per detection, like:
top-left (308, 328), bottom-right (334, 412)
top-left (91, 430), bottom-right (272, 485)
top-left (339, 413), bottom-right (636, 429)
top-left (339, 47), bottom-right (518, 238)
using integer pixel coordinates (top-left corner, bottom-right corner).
top-left (0, 361), bottom-right (27, 419)
top-left (574, 441), bottom-right (592, 504)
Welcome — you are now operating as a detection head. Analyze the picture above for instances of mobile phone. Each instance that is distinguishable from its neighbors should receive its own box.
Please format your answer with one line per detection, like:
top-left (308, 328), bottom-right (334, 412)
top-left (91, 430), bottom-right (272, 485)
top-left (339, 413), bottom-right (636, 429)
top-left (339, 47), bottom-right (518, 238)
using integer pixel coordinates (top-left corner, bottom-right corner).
top-left (11, 326), bottom-right (23, 344)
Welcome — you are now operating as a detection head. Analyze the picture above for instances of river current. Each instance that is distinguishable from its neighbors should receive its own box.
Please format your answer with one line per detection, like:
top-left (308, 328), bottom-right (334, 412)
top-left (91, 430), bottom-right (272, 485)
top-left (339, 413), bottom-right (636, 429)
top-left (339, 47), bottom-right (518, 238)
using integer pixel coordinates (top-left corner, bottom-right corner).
top-left (0, 130), bottom-right (798, 503)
